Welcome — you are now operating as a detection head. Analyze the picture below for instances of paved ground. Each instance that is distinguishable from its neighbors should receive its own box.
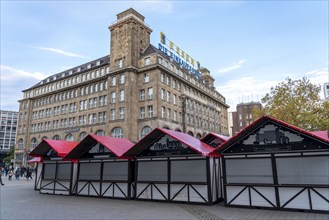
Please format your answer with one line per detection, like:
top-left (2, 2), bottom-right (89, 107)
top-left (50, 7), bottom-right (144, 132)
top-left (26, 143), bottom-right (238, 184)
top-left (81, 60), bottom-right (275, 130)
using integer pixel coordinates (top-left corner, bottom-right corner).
top-left (0, 177), bottom-right (328, 220)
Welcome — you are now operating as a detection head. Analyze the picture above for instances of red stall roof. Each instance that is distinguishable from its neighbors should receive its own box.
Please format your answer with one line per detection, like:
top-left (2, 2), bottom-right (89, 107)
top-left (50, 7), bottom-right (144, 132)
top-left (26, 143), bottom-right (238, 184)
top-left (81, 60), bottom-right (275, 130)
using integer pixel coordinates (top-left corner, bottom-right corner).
top-left (29, 139), bottom-right (79, 158)
top-left (28, 157), bottom-right (42, 163)
top-left (123, 128), bottom-right (214, 157)
top-left (65, 134), bottom-right (134, 159)
top-left (310, 131), bottom-right (329, 141)
top-left (201, 132), bottom-right (229, 143)
top-left (211, 115), bottom-right (329, 155)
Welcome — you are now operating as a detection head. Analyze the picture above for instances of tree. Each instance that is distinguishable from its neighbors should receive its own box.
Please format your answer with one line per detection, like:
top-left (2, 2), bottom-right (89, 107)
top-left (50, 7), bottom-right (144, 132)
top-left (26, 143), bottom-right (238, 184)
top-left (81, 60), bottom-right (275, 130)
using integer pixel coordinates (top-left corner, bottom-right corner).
top-left (254, 77), bottom-right (329, 131)
top-left (3, 145), bottom-right (15, 164)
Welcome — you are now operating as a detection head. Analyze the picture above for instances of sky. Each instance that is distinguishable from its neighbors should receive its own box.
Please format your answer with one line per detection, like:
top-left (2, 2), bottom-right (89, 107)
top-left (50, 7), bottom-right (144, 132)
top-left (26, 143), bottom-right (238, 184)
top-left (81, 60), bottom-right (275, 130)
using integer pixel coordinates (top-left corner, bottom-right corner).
top-left (1, 1), bottom-right (328, 112)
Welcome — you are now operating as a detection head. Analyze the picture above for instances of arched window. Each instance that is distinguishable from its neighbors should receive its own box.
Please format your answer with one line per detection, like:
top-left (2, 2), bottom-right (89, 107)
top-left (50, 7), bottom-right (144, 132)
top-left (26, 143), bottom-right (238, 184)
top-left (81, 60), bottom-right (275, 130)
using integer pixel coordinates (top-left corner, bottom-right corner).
top-left (196, 133), bottom-right (202, 140)
top-left (18, 139), bottom-right (24, 149)
top-left (65, 134), bottom-right (74, 142)
top-left (175, 128), bottom-right (182, 132)
top-left (31, 138), bottom-right (37, 149)
top-left (140, 126), bottom-right (152, 139)
top-left (53, 135), bottom-right (61, 140)
top-left (163, 126), bottom-right (170, 130)
top-left (95, 130), bottom-right (105, 136)
top-left (79, 132), bottom-right (88, 140)
top-left (187, 131), bottom-right (194, 137)
top-left (41, 136), bottom-right (48, 140)
top-left (111, 127), bottom-right (123, 138)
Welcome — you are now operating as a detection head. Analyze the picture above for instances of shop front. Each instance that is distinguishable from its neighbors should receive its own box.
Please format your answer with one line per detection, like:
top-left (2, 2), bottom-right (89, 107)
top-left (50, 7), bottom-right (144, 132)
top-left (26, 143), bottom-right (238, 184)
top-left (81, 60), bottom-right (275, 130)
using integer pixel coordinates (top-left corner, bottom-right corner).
top-left (123, 128), bottom-right (222, 204)
top-left (64, 134), bottom-right (134, 199)
top-left (212, 116), bottom-right (329, 213)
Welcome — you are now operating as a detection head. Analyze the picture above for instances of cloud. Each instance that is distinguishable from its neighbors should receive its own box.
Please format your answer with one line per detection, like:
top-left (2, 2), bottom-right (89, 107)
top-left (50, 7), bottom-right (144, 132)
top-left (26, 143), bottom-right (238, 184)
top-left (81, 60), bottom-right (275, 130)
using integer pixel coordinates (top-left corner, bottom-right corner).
top-left (217, 67), bottom-right (329, 111)
top-left (217, 77), bottom-right (278, 111)
top-left (0, 65), bottom-right (51, 111)
top-left (1, 65), bottom-right (50, 81)
top-left (217, 59), bottom-right (246, 74)
top-left (35, 47), bottom-right (88, 58)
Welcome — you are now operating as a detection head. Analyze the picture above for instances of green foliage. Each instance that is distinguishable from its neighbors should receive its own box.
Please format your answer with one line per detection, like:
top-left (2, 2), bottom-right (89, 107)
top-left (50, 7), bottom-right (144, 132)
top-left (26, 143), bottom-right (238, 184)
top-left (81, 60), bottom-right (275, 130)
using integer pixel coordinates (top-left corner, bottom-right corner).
top-left (254, 77), bottom-right (329, 131)
top-left (3, 145), bottom-right (15, 164)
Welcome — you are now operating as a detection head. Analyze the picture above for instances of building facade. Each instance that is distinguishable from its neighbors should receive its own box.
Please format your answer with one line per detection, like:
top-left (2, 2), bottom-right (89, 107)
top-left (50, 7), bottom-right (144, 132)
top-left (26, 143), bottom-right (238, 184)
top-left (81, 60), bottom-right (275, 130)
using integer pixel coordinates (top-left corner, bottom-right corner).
top-left (324, 82), bottom-right (329, 100)
top-left (1, 110), bottom-right (18, 163)
top-left (231, 101), bottom-right (262, 135)
top-left (15, 8), bottom-right (229, 166)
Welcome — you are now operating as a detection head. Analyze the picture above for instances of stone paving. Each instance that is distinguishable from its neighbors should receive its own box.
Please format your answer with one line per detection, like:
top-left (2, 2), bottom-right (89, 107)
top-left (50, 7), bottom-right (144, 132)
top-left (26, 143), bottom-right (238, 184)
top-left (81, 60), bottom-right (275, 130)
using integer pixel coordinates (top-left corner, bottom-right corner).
top-left (0, 177), bottom-right (328, 220)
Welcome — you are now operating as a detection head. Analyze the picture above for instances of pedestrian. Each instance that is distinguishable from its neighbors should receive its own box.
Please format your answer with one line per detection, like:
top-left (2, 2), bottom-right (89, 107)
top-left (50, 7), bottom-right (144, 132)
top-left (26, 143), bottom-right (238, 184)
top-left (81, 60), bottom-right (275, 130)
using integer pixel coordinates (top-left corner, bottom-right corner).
top-left (15, 167), bottom-right (21, 180)
top-left (8, 169), bottom-right (13, 181)
top-left (25, 168), bottom-right (33, 180)
top-left (0, 167), bottom-right (4, 185)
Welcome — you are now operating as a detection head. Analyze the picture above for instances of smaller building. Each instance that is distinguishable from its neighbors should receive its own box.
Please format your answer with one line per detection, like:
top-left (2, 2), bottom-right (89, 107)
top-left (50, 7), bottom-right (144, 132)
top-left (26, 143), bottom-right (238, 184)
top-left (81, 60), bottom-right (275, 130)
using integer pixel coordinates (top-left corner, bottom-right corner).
top-left (231, 102), bottom-right (262, 135)
top-left (0, 110), bottom-right (18, 164)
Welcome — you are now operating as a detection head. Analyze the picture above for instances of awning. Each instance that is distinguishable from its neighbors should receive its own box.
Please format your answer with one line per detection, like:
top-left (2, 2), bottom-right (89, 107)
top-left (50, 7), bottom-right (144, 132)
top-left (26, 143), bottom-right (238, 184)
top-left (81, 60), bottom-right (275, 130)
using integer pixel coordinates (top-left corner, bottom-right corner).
top-left (28, 157), bottom-right (42, 163)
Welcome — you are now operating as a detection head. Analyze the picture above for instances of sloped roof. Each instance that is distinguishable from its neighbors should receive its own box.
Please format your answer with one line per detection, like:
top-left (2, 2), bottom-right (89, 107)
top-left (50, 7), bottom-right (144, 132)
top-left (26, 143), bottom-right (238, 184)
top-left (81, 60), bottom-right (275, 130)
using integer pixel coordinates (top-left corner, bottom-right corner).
top-left (201, 132), bottom-right (229, 143)
top-left (310, 131), bottom-right (329, 141)
top-left (29, 139), bottom-right (79, 158)
top-left (65, 134), bottom-right (134, 159)
top-left (123, 128), bottom-right (214, 157)
top-left (211, 115), bottom-right (329, 155)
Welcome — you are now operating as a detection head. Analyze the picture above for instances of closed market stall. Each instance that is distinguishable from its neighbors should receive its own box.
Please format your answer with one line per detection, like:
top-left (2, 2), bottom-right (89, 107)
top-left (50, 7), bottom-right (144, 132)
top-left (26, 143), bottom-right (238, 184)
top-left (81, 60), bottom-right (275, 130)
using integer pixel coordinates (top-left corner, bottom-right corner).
top-left (212, 116), bottom-right (329, 213)
top-left (64, 134), bottom-right (134, 199)
top-left (123, 128), bottom-right (222, 204)
top-left (29, 139), bottom-right (79, 195)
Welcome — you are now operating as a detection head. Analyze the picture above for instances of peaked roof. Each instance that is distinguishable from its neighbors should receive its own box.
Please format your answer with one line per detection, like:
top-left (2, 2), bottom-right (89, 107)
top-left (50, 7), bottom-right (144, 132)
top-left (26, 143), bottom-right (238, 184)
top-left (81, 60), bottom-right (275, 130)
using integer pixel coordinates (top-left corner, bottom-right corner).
top-left (211, 115), bottom-right (329, 155)
top-left (65, 134), bottom-right (134, 159)
top-left (29, 139), bottom-right (79, 158)
top-left (123, 128), bottom-right (214, 157)
top-left (201, 132), bottom-right (229, 143)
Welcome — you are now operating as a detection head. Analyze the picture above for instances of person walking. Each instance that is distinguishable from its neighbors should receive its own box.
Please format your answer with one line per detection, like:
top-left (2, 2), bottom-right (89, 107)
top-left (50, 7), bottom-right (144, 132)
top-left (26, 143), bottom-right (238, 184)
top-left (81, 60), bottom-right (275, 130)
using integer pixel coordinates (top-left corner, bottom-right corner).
top-left (25, 167), bottom-right (33, 180)
top-left (15, 167), bottom-right (21, 180)
top-left (0, 167), bottom-right (5, 185)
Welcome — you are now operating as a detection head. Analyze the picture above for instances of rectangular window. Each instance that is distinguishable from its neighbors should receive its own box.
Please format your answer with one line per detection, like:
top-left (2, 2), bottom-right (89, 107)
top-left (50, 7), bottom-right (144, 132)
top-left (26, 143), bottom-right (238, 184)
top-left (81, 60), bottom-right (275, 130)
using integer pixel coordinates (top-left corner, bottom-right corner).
top-left (147, 88), bottom-right (153, 100)
top-left (144, 73), bottom-right (150, 83)
top-left (161, 73), bottom-right (165, 83)
top-left (140, 89), bottom-right (145, 101)
top-left (158, 57), bottom-right (162, 64)
top-left (174, 110), bottom-right (177, 121)
top-left (89, 98), bottom-right (93, 109)
top-left (140, 107), bottom-right (145, 119)
top-left (110, 109), bottom-right (115, 120)
top-left (167, 108), bottom-right (171, 120)
top-left (161, 107), bottom-right (166, 118)
top-left (112, 77), bottom-right (116, 86)
top-left (147, 105), bottom-right (153, 117)
top-left (119, 90), bottom-right (124, 102)
top-left (93, 98), bottom-right (97, 108)
top-left (167, 91), bottom-right (171, 102)
top-left (166, 76), bottom-right (171, 86)
top-left (161, 89), bottom-right (165, 100)
top-left (119, 107), bottom-right (125, 119)
top-left (120, 74), bottom-right (125, 84)
top-left (111, 92), bottom-right (116, 103)
top-left (173, 94), bottom-right (177, 105)
top-left (144, 57), bottom-right (150, 66)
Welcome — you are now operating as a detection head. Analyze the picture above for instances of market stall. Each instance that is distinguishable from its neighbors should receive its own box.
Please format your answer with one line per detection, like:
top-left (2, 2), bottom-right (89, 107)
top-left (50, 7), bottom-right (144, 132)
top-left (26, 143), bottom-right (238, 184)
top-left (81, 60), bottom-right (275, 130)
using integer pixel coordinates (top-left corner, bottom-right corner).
top-left (212, 115), bottom-right (329, 213)
top-left (29, 139), bottom-right (79, 195)
top-left (64, 134), bottom-right (134, 199)
top-left (123, 128), bottom-right (222, 204)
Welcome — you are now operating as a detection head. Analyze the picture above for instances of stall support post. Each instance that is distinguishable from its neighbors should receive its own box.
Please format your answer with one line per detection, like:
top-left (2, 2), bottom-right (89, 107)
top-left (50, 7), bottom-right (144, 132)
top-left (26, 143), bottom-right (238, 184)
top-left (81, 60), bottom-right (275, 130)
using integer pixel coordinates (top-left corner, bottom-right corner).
top-left (100, 161), bottom-right (104, 197)
top-left (222, 156), bottom-right (228, 206)
top-left (206, 157), bottom-right (212, 205)
top-left (167, 157), bottom-right (171, 201)
top-left (127, 159), bottom-right (132, 199)
top-left (271, 154), bottom-right (280, 208)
